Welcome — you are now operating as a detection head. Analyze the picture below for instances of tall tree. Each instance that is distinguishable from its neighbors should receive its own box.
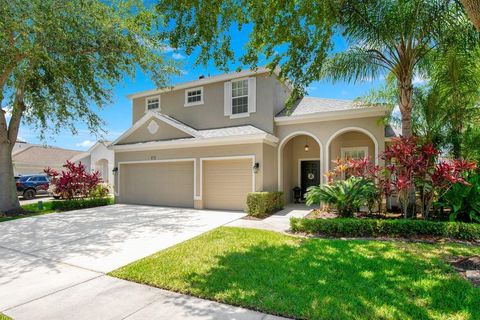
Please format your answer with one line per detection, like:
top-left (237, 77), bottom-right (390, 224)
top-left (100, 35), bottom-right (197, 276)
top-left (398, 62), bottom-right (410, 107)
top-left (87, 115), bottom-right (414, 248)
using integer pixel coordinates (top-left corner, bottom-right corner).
top-left (156, 0), bottom-right (338, 101)
top-left (0, 0), bottom-right (177, 214)
top-left (460, 0), bottom-right (480, 31)
top-left (157, 0), bottom-right (474, 138)
top-left (321, 0), bottom-right (473, 138)
top-left (427, 45), bottom-right (480, 158)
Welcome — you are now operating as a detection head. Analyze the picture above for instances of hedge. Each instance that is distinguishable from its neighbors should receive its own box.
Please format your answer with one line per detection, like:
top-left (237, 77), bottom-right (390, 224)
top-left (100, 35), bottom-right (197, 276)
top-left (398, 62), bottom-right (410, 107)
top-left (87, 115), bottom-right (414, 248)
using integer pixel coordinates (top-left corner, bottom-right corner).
top-left (51, 197), bottom-right (113, 211)
top-left (290, 217), bottom-right (480, 241)
top-left (246, 192), bottom-right (284, 218)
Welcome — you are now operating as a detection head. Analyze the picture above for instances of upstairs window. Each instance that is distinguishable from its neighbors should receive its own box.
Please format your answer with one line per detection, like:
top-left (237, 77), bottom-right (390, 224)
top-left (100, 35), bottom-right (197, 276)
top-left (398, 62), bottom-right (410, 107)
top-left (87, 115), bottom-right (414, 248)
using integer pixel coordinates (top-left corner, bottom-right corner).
top-left (184, 87), bottom-right (204, 107)
top-left (224, 77), bottom-right (256, 118)
top-left (231, 79), bottom-right (249, 115)
top-left (146, 96), bottom-right (160, 111)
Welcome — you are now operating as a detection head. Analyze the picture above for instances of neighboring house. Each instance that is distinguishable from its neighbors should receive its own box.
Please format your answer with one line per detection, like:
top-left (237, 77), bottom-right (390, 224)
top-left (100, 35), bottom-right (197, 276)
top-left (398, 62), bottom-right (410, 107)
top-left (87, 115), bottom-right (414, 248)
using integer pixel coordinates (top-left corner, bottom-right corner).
top-left (12, 144), bottom-right (82, 176)
top-left (12, 139), bottom-right (35, 154)
top-left (111, 68), bottom-right (397, 211)
top-left (70, 141), bottom-right (115, 189)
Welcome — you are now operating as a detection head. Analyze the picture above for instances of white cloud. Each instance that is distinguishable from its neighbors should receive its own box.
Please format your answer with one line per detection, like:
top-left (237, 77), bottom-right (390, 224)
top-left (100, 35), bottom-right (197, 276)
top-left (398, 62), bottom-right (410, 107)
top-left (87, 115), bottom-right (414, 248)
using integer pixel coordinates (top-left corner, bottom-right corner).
top-left (76, 140), bottom-right (95, 148)
top-left (172, 53), bottom-right (185, 60)
top-left (160, 43), bottom-right (176, 53)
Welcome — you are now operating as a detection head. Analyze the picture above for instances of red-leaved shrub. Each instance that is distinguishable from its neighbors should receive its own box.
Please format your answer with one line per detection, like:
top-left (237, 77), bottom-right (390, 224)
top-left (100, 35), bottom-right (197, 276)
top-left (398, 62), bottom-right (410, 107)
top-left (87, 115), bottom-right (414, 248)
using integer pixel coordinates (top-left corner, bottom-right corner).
top-left (45, 161), bottom-right (103, 200)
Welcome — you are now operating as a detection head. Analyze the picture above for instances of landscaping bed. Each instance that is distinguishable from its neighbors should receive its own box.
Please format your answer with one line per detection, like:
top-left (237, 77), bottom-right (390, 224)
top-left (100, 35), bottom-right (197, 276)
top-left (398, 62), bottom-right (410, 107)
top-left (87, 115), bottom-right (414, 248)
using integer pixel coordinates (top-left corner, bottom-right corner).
top-left (0, 197), bottom-right (113, 223)
top-left (110, 227), bottom-right (480, 320)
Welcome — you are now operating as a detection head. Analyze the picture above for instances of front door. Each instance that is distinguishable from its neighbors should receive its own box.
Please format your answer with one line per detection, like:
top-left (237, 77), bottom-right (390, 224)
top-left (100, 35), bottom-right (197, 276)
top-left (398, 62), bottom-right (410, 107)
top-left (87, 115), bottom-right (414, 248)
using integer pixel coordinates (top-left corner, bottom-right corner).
top-left (301, 160), bottom-right (320, 199)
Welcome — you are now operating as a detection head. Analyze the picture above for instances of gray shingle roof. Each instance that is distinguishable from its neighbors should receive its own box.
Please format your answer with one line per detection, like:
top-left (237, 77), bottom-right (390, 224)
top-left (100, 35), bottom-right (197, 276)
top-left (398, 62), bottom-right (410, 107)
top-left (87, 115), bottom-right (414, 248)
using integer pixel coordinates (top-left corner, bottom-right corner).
top-left (12, 146), bottom-right (82, 167)
top-left (276, 96), bottom-right (361, 117)
top-left (197, 125), bottom-right (266, 138)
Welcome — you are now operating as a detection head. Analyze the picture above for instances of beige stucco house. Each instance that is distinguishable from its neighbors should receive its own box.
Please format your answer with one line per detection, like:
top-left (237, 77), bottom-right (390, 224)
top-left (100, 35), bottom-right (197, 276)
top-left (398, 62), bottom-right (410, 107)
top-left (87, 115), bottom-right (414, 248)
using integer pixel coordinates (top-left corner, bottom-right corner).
top-left (111, 68), bottom-right (394, 211)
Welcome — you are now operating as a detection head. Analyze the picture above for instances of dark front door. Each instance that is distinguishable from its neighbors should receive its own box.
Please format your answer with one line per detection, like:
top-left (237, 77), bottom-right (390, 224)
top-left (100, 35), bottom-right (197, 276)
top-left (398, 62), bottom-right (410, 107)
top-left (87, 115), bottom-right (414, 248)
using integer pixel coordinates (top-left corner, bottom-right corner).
top-left (301, 160), bottom-right (320, 199)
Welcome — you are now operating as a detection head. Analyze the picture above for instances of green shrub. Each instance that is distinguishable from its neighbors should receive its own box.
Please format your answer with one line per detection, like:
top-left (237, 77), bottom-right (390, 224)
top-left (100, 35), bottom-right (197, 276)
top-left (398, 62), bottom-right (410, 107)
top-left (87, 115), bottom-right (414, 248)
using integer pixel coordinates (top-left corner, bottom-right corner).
top-left (89, 183), bottom-right (110, 198)
top-left (305, 177), bottom-right (376, 217)
top-left (246, 192), bottom-right (284, 218)
top-left (51, 197), bottom-right (113, 211)
top-left (290, 217), bottom-right (480, 241)
top-left (436, 173), bottom-right (480, 222)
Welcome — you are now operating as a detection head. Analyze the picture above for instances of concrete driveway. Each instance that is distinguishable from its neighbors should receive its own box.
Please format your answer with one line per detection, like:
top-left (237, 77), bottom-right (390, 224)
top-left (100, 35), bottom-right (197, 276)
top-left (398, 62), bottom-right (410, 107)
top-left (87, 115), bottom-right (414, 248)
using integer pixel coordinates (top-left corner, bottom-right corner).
top-left (0, 204), bottom-right (280, 320)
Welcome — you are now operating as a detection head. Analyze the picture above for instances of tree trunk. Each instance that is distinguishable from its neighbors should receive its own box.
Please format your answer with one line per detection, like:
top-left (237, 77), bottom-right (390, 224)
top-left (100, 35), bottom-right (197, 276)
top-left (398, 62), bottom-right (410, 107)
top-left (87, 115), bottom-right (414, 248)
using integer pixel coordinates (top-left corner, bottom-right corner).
top-left (460, 0), bottom-right (480, 31)
top-left (398, 79), bottom-right (413, 138)
top-left (398, 77), bottom-right (416, 217)
top-left (0, 141), bottom-right (21, 214)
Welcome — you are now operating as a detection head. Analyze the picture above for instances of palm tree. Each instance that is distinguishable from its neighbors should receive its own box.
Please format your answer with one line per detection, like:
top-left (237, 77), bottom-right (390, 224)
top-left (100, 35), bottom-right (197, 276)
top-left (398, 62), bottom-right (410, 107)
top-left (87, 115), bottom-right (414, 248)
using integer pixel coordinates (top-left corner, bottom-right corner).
top-left (427, 45), bottom-right (480, 158)
top-left (460, 0), bottom-right (480, 31)
top-left (322, 0), bottom-right (472, 138)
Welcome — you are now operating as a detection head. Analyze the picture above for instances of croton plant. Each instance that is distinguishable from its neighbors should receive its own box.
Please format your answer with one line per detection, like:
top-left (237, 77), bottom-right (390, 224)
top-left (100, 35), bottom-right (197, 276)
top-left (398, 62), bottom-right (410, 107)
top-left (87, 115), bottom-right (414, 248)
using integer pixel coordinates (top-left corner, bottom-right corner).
top-left (45, 161), bottom-right (105, 200)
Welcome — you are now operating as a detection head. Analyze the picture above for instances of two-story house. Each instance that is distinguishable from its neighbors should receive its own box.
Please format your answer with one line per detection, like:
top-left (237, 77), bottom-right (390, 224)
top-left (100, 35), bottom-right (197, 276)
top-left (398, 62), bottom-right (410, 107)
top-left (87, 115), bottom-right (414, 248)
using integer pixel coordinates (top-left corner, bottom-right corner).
top-left (111, 68), bottom-right (394, 211)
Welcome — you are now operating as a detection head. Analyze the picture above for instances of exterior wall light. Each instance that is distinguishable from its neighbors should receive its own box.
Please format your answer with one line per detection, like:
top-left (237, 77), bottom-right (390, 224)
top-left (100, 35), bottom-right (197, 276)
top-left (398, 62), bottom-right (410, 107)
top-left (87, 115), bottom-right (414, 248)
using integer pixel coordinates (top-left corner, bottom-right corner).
top-left (112, 167), bottom-right (118, 174)
top-left (253, 162), bottom-right (260, 173)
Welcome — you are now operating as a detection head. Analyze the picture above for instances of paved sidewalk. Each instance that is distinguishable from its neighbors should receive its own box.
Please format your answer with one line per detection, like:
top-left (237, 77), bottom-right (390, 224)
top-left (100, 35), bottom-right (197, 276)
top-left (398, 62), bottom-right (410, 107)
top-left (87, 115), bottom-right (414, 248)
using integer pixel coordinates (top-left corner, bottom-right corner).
top-left (226, 204), bottom-right (312, 233)
top-left (5, 273), bottom-right (287, 320)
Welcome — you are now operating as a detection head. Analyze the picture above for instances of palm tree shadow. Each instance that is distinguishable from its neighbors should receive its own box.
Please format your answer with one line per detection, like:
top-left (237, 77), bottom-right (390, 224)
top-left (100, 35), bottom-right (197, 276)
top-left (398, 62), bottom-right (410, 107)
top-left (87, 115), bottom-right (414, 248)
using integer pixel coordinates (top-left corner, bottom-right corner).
top-left (184, 238), bottom-right (479, 319)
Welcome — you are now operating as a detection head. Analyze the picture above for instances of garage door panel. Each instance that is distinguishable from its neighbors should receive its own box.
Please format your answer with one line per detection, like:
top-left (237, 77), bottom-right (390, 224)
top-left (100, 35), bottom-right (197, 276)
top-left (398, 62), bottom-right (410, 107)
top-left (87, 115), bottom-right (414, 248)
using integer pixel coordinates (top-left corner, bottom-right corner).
top-left (203, 159), bottom-right (252, 211)
top-left (120, 162), bottom-right (194, 208)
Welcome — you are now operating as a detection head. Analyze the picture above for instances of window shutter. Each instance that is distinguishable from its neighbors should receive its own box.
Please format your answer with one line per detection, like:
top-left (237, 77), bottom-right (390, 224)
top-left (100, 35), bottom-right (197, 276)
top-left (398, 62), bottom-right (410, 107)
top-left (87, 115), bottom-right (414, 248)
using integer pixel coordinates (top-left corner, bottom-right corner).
top-left (224, 81), bottom-right (232, 116)
top-left (248, 77), bottom-right (256, 113)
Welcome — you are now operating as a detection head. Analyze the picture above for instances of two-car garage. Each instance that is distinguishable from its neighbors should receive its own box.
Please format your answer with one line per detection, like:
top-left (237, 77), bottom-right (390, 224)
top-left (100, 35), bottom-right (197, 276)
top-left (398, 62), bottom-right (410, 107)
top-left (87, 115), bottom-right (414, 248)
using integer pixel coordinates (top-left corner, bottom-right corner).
top-left (118, 157), bottom-right (254, 211)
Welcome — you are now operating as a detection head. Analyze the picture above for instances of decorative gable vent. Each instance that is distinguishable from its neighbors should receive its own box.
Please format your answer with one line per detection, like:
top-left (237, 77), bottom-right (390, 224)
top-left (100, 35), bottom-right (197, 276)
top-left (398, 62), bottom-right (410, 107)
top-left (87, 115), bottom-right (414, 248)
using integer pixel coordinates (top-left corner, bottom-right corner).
top-left (147, 120), bottom-right (159, 134)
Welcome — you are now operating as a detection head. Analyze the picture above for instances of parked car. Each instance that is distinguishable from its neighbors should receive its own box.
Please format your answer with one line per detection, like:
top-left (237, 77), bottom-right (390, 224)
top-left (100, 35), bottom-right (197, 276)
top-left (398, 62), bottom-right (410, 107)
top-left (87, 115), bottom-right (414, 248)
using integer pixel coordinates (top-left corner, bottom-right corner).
top-left (16, 174), bottom-right (50, 200)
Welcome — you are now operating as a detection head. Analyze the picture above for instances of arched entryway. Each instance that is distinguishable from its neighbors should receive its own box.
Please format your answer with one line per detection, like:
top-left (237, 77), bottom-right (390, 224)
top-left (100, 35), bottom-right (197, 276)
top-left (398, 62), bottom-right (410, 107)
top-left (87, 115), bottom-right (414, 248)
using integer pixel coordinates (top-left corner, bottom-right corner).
top-left (95, 158), bottom-right (110, 183)
top-left (325, 127), bottom-right (378, 174)
top-left (278, 131), bottom-right (322, 203)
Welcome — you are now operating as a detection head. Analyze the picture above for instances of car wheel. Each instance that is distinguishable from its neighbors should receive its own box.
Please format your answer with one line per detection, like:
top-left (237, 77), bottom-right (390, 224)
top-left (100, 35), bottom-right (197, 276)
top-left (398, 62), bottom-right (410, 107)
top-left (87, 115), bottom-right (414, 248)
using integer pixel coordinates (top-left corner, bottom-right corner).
top-left (23, 189), bottom-right (36, 200)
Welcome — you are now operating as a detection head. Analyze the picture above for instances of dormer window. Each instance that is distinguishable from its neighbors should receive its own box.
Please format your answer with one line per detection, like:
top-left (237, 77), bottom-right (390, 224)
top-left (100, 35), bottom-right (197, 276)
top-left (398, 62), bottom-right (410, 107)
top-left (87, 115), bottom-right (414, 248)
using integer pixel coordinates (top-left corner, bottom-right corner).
top-left (146, 96), bottom-right (160, 111)
top-left (184, 87), bottom-right (204, 107)
top-left (224, 77), bottom-right (256, 119)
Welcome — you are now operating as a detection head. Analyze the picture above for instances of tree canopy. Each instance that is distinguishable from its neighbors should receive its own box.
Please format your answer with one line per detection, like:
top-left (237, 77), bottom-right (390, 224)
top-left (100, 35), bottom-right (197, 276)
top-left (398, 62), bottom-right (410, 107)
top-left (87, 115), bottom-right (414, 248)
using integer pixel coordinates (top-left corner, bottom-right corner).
top-left (0, 0), bottom-right (177, 213)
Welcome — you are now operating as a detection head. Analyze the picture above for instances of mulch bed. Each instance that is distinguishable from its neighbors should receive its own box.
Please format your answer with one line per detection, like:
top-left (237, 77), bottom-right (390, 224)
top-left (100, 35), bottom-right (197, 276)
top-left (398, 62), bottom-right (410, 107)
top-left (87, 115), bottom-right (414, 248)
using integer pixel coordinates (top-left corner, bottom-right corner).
top-left (449, 256), bottom-right (480, 286)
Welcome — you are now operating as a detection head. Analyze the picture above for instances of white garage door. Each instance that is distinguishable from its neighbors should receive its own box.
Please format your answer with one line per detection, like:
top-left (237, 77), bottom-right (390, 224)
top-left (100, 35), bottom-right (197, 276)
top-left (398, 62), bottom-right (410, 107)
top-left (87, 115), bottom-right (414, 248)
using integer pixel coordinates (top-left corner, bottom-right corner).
top-left (120, 161), bottom-right (194, 208)
top-left (203, 159), bottom-right (253, 211)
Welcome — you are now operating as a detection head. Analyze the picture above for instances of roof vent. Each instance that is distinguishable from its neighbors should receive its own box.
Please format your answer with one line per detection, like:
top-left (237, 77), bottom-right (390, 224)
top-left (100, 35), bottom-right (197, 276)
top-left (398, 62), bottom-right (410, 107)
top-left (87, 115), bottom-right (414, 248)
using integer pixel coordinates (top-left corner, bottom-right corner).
top-left (199, 75), bottom-right (205, 79)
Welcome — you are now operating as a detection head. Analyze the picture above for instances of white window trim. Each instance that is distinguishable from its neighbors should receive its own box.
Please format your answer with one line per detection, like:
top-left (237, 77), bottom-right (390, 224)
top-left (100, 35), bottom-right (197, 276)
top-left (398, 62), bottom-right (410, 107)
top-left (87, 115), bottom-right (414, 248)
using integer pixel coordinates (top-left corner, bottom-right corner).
top-left (145, 95), bottom-right (161, 112)
top-left (229, 112), bottom-right (250, 119)
top-left (340, 146), bottom-right (369, 159)
top-left (184, 86), bottom-right (204, 107)
top-left (229, 77), bottom-right (250, 119)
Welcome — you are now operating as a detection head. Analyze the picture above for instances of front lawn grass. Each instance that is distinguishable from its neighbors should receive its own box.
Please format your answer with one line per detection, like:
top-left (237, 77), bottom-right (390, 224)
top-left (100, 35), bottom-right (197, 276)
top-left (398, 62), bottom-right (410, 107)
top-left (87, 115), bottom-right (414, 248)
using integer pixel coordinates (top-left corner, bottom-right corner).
top-left (111, 227), bottom-right (480, 320)
top-left (0, 313), bottom-right (12, 320)
top-left (0, 201), bottom-right (57, 222)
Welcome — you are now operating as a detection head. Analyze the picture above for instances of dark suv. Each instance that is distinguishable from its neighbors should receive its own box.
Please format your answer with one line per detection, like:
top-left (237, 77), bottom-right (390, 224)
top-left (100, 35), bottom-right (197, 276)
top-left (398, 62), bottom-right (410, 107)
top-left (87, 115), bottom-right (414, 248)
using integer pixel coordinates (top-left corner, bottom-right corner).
top-left (16, 175), bottom-right (50, 200)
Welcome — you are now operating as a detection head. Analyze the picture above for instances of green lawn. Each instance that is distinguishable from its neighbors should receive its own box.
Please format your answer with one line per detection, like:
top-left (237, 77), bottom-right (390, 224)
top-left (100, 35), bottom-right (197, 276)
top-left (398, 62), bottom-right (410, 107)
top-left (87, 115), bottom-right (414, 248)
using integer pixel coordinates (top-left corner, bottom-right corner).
top-left (0, 201), bottom-right (57, 222)
top-left (0, 313), bottom-right (12, 320)
top-left (111, 227), bottom-right (480, 320)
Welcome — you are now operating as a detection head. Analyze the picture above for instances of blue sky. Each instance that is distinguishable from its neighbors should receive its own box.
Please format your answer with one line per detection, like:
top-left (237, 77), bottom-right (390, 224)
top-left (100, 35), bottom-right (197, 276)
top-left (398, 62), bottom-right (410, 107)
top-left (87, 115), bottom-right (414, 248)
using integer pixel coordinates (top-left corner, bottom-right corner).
top-left (18, 31), bottom-right (385, 151)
